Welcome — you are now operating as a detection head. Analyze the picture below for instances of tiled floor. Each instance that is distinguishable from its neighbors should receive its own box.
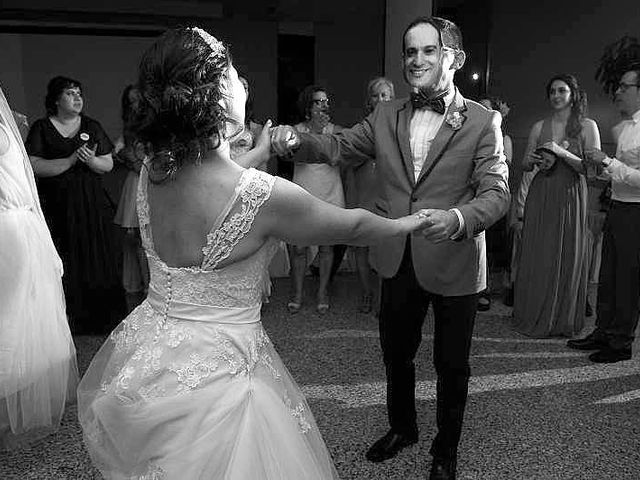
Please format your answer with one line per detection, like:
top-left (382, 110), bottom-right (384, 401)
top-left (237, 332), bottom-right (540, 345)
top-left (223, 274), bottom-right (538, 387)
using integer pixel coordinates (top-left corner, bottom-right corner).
top-left (1, 274), bottom-right (639, 479)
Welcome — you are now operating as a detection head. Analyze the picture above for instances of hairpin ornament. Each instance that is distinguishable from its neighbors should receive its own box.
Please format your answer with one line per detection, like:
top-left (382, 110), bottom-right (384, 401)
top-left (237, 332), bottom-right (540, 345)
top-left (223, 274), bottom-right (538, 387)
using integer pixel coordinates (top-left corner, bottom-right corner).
top-left (190, 27), bottom-right (226, 57)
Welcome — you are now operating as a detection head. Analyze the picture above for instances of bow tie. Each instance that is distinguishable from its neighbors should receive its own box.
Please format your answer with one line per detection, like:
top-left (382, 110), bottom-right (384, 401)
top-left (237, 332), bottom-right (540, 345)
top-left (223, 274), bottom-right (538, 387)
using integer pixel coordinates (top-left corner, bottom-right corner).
top-left (410, 90), bottom-right (448, 114)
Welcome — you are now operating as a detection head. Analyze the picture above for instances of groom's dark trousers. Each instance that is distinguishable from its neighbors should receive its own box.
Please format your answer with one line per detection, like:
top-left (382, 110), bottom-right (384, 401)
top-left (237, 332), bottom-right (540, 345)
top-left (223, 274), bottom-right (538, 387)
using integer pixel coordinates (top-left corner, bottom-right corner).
top-left (379, 237), bottom-right (477, 460)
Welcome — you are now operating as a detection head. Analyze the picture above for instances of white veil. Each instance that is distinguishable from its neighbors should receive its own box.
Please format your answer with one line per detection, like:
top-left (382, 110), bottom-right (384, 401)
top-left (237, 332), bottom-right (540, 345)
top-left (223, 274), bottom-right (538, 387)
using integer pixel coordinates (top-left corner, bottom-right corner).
top-left (0, 86), bottom-right (75, 451)
top-left (0, 86), bottom-right (47, 222)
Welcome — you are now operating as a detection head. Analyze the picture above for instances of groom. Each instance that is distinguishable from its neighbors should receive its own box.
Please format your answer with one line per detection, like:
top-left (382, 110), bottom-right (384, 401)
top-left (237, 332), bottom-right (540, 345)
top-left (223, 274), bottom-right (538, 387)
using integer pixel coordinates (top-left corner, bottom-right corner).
top-left (272, 16), bottom-right (509, 479)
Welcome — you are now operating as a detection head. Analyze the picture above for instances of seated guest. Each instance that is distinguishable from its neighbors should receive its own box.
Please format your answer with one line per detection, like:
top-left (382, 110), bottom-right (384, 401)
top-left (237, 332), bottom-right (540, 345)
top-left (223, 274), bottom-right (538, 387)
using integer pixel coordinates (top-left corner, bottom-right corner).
top-left (26, 76), bottom-right (126, 333)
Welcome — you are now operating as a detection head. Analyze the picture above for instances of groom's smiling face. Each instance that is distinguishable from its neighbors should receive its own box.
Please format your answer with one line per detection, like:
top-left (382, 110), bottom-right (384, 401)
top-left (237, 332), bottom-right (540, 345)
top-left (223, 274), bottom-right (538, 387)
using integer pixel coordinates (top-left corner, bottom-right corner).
top-left (403, 23), bottom-right (458, 94)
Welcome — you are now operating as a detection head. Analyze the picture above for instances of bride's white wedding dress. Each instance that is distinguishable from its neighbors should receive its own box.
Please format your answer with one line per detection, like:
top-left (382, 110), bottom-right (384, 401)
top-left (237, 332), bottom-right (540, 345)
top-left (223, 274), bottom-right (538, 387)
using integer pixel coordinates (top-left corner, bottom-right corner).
top-left (78, 166), bottom-right (339, 479)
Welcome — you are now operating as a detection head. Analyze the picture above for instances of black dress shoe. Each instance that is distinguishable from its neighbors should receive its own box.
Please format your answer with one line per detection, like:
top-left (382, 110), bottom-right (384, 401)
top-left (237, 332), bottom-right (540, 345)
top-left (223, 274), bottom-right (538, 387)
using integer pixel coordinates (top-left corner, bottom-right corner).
top-left (589, 348), bottom-right (632, 363)
top-left (477, 295), bottom-right (491, 312)
top-left (429, 456), bottom-right (457, 480)
top-left (566, 335), bottom-right (607, 351)
top-left (365, 430), bottom-right (418, 462)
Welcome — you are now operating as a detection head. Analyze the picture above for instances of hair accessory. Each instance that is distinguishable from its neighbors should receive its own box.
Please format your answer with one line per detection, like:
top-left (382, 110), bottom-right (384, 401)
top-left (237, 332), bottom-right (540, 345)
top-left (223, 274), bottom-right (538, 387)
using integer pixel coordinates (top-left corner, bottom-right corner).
top-left (190, 27), bottom-right (225, 58)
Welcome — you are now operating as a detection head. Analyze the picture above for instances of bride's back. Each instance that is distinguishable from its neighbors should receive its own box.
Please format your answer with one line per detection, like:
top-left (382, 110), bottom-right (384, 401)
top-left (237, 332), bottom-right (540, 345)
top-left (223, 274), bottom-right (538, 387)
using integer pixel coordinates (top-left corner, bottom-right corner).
top-left (146, 159), bottom-right (267, 270)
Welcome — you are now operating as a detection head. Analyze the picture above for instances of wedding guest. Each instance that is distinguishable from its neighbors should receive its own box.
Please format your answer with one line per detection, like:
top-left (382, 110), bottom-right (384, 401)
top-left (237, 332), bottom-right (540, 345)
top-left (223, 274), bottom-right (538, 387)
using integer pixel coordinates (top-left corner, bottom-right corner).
top-left (113, 85), bottom-right (149, 312)
top-left (569, 66), bottom-right (640, 362)
top-left (513, 74), bottom-right (600, 337)
top-left (478, 96), bottom-right (512, 310)
top-left (343, 77), bottom-right (395, 313)
top-left (26, 76), bottom-right (126, 334)
top-left (77, 26), bottom-right (432, 478)
top-left (288, 85), bottom-right (344, 314)
top-left (0, 86), bottom-right (78, 450)
top-left (504, 166), bottom-right (537, 307)
top-left (272, 16), bottom-right (509, 479)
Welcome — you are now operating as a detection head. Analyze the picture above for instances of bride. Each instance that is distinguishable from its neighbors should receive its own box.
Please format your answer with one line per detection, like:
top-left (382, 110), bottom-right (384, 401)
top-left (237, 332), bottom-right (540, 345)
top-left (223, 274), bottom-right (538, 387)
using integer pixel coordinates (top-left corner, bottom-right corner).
top-left (0, 86), bottom-right (78, 449)
top-left (78, 26), bottom-right (430, 479)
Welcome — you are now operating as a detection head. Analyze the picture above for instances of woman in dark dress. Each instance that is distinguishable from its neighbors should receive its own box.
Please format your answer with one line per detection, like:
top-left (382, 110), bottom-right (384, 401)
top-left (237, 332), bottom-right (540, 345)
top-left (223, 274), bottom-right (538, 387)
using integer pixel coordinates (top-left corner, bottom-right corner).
top-left (26, 76), bottom-right (125, 334)
top-left (513, 74), bottom-right (601, 337)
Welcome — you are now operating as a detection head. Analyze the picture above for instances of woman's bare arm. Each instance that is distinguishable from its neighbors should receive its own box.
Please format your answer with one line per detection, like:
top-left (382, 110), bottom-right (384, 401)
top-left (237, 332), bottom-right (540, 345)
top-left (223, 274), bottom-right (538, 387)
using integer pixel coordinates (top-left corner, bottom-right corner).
top-left (261, 177), bottom-right (428, 247)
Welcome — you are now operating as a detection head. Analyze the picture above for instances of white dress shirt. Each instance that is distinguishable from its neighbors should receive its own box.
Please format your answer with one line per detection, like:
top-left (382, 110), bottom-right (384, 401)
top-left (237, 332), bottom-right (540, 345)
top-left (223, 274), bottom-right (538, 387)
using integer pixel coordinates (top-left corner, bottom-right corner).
top-left (604, 109), bottom-right (640, 201)
top-left (408, 89), bottom-right (465, 237)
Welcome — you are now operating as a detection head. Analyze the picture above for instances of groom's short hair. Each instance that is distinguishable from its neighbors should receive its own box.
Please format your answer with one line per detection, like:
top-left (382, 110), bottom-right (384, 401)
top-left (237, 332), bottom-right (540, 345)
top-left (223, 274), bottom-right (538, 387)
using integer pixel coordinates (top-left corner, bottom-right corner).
top-left (402, 16), bottom-right (464, 54)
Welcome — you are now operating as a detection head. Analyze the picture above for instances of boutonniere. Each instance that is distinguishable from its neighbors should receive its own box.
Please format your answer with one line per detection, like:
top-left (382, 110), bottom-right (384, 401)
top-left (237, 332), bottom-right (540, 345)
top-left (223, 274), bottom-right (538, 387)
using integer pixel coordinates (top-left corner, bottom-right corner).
top-left (445, 111), bottom-right (464, 131)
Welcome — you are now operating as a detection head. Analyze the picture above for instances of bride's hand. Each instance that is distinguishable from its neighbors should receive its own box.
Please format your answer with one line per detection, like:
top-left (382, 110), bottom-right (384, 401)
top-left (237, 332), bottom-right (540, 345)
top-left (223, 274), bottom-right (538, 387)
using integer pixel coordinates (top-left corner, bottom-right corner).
top-left (400, 208), bottom-right (444, 238)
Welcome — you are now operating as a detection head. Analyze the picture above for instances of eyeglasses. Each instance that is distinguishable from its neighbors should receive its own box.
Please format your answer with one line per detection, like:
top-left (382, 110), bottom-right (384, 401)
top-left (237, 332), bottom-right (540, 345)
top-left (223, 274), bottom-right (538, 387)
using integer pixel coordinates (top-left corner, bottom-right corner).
top-left (617, 82), bottom-right (640, 92)
top-left (312, 99), bottom-right (329, 106)
top-left (63, 89), bottom-right (83, 98)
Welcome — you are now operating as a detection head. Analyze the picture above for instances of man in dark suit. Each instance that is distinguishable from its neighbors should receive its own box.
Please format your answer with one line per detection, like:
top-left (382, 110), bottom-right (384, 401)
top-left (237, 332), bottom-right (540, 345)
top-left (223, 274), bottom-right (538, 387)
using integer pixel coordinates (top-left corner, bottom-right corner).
top-left (272, 16), bottom-right (509, 479)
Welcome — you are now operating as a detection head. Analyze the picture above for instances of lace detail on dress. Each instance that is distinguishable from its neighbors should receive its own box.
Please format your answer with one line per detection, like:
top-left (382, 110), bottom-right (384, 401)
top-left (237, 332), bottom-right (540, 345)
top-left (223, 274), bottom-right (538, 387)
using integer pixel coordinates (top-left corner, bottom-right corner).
top-left (201, 169), bottom-right (275, 270)
top-left (138, 463), bottom-right (165, 480)
top-left (283, 391), bottom-right (312, 434)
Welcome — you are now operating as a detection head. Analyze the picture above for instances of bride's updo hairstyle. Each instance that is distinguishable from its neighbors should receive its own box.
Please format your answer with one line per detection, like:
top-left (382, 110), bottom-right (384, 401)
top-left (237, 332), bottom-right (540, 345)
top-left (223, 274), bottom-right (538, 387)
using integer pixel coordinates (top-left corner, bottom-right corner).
top-left (129, 27), bottom-right (233, 181)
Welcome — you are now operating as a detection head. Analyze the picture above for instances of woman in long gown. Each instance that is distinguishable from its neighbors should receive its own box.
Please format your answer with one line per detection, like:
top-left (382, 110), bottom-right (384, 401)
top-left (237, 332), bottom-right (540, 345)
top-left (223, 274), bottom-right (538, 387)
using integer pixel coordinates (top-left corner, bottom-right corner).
top-left (0, 86), bottom-right (78, 450)
top-left (77, 27), bottom-right (430, 479)
top-left (26, 76), bottom-right (126, 334)
top-left (513, 74), bottom-right (601, 337)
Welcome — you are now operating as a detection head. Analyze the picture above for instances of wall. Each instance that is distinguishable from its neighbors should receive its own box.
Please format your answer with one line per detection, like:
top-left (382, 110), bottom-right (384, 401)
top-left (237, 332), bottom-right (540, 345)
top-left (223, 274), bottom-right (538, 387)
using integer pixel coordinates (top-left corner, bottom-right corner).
top-left (489, 0), bottom-right (640, 161)
top-left (315, 4), bottom-right (386, 127)
top-left (0, 18), bottom-right (277, 142)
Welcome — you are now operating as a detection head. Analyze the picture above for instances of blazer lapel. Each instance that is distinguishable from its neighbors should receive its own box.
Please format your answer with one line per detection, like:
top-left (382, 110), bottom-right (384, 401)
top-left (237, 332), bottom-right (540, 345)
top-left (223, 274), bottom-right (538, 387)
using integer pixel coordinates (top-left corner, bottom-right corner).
top-left (416, 90), bottom-right (468, 186)
top-left (396, 100), bottom-right (416, 187)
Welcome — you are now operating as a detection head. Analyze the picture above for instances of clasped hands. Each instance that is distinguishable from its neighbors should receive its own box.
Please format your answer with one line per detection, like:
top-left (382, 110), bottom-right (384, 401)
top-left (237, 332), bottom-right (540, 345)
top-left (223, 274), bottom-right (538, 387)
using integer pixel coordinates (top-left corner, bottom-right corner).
top-left (583, 148), bottom-right (609, 167)
top-left (72, 143), bottom-right (97, 165)
top-left (415, 209), bottom-right (460, 243)
top-left (270, 125), bottom-right (300, 157)
top-left (531, 141), bottom-right (565, 171)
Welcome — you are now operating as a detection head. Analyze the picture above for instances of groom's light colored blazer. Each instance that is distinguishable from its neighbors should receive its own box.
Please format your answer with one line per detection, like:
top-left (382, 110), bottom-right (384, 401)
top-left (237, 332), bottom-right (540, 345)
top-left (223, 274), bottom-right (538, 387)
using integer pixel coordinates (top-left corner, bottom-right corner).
top-left (294, 89), bottom-right (510, 296)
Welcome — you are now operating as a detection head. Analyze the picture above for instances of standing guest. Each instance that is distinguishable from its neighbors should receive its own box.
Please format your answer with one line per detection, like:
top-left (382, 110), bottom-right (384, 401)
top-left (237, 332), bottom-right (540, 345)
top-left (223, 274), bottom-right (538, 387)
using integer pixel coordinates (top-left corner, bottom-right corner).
top-left (344, 77), bottom-right (395, 313)
top-left (513, 74), bottom-right (600, 338)
top-left (26, 76), bottom-right (126, 334)
top-left (504, 166), bottom-right (537, 307)
top-left (0, 86), bottom-right (78, 450)
top-left (272, 16), bottom-right (509, 479)
top-left (288, 85), bottom-right (344, 314)
top-left (113, 85), bottom-right (150, 312)
top-left (569, 66), bottom-right (640, 362)
top-left (478, 96), bottom-right (512, 310)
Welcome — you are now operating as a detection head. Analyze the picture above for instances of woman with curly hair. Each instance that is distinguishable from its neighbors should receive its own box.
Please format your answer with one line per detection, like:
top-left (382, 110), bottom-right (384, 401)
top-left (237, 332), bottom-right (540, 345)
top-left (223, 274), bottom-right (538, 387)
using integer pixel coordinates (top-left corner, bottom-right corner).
top-left (513, 74), bottom-right (601, 337)
top-left (77, 27), bottom-right (431, 479)
top-left (288, 85), bottom-right (344, 314)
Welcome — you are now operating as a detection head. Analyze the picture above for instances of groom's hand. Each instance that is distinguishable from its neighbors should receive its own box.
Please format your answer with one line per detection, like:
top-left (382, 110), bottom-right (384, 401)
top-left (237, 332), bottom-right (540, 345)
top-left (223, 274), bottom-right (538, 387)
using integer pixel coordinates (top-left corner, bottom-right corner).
top-left (420, 209), bottom-right (459, 243)
top-left (270, 125), bottom-right (300, 158)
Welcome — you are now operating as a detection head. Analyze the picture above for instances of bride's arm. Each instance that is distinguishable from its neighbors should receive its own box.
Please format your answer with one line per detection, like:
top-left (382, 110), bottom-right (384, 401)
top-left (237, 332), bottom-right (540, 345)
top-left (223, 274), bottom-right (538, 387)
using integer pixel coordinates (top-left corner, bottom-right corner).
top-left (260, 177), bottom-right (428, 247)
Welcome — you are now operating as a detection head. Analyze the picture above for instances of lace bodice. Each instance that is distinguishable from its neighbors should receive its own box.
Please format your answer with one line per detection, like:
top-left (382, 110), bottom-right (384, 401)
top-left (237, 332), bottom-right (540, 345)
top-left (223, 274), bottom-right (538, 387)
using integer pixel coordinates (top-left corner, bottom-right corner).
top-left (137, 167), bottom-right (276, 308)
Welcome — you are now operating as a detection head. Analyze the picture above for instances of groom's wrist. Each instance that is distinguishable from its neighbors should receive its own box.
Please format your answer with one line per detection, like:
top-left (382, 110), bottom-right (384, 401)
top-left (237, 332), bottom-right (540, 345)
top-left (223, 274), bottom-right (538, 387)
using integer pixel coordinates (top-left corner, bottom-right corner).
top-left (448, 208), bottom-right (465, 239)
